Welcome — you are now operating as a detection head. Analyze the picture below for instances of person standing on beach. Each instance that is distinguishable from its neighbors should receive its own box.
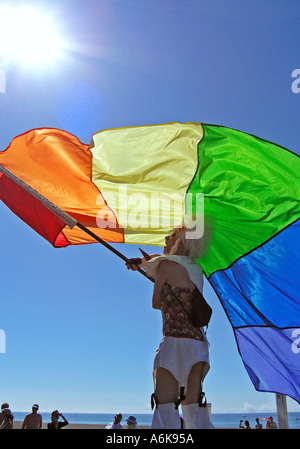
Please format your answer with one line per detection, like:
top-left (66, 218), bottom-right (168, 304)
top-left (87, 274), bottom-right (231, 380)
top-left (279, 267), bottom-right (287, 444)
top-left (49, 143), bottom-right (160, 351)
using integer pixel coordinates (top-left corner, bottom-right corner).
top-left (265, 416), bottom-right (277, 429)
top-left (105, 413), bottom-right (124, 429)
top-left (0, 403), bottom-right (9, 427)
top-left (126, 224), bottom-right (212, 429)
top-left (0, 408), bottom-right (14, 429)
top-left (254, 417), bottom-right (262, 429)
top-left (239, 419), bottom-right (251, 429)
top-left (47, 410), bottom-right (69, 429)
top-left (22, 404), bottom-right (42, 429)
top-left (124, 416), bottom-right (138, 429)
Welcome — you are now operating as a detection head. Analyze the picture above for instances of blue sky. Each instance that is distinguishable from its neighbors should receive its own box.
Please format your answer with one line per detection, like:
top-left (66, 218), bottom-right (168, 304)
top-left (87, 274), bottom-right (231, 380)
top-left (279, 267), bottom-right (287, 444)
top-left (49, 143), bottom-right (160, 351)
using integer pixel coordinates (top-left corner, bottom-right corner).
top-left (0, 0), bottom-right (299, 415)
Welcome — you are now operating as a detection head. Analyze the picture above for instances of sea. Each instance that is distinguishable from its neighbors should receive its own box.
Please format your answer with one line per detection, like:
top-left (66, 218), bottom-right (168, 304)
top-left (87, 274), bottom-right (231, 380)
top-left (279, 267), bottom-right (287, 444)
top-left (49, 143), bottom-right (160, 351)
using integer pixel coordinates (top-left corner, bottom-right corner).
top-left (11, 411), bottom-right (300, 429)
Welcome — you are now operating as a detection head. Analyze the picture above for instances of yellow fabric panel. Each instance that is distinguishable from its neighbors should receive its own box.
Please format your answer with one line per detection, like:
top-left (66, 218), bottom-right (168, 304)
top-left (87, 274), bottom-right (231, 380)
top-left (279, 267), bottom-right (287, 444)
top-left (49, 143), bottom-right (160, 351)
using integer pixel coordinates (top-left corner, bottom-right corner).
top-left (90, 123), bottom-right (203, 245)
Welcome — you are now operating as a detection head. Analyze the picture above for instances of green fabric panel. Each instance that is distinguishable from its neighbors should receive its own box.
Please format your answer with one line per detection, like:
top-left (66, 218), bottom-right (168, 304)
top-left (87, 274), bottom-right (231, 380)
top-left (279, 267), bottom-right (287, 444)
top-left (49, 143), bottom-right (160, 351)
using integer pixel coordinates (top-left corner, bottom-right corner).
top-left (187, 124), bottom-right (300, 277)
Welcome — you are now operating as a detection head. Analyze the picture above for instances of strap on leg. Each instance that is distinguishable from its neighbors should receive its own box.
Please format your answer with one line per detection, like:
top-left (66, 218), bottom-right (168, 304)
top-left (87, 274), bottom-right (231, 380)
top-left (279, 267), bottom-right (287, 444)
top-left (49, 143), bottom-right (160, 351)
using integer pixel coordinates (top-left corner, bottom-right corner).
top-left (175, 387), bottom-right (186, 410)
top-left (198, 391), bottom-right (207, 408)
top-left (152, 386), bottom-right (186, 410)
top-left (151, 392), bottom-right (159, 410)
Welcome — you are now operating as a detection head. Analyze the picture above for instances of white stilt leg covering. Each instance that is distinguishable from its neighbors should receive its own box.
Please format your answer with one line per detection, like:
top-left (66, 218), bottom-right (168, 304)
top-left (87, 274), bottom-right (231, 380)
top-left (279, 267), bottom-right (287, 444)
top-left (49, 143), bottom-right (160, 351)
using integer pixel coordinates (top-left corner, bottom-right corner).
top-left (182, 403), bottom-right (213, 429)
top-left (151, 403), bottom-right (181, 429)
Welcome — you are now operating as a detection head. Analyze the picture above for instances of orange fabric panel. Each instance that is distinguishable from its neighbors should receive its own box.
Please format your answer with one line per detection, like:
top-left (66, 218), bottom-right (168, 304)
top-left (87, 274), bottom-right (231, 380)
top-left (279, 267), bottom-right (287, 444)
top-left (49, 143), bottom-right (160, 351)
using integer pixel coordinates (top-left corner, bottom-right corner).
top-left (0, 128), bottom-right (124, 245)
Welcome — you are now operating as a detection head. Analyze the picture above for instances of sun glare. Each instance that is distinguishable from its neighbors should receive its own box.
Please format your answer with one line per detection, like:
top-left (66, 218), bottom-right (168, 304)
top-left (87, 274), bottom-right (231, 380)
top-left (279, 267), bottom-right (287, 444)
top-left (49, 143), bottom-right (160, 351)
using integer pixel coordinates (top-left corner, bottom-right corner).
top-left (0, 5), bottom-right (63, 65)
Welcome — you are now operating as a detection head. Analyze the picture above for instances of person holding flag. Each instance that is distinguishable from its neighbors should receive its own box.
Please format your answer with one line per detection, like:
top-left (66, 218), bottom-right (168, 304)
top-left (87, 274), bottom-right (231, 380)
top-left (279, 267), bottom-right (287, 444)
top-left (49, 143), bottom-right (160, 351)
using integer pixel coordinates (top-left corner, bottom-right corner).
top-left (127, 225), bottom-right (212, 429)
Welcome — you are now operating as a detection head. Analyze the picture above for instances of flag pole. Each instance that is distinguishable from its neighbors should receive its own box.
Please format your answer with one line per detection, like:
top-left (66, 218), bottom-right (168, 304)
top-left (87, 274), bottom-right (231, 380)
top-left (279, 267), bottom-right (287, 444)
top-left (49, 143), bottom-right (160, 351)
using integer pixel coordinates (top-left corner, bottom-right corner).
top-left (275, 394), bottom-right (288, 429)
top-left (75, 222), bottom-right (154, 282)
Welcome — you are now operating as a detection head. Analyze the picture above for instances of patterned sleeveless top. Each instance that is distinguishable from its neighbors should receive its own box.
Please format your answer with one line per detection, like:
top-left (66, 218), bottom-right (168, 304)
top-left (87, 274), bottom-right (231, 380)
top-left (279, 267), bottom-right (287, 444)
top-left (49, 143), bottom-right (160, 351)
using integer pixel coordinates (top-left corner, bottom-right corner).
top-left (161, 283), bottom-right (203, 341)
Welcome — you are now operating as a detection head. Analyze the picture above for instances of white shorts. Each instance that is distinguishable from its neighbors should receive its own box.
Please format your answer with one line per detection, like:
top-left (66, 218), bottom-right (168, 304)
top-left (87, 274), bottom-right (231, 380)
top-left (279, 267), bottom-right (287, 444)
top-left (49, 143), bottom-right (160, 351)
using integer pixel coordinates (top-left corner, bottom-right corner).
top-left (153, 336), bottom-right (210, 391)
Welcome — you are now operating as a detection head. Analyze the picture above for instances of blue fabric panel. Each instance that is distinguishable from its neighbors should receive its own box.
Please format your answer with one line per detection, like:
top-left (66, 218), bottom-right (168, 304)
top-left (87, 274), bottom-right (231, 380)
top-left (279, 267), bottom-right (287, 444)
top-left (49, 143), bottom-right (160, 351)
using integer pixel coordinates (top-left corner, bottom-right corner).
top-left (235, 327), bottom-right (300, 403)
top-left (209, 220), bottom-right (300, 328)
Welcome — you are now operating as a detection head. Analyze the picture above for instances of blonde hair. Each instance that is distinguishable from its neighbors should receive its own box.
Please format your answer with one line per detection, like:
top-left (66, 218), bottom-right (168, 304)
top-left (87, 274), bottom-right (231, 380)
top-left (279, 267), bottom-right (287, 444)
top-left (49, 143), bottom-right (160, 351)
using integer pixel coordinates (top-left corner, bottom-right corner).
top-left (170, 215), bottom-right (214, 261)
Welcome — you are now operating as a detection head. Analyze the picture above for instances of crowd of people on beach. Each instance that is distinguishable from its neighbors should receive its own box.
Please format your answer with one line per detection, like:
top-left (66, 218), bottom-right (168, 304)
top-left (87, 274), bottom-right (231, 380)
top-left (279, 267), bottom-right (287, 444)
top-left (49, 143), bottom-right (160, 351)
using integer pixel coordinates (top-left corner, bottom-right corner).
top-left (0, 404), bottom-right (139, 430)
top-left (105, 413), bottom-right (138, 429)
top-left (0, 402), bottom-right (69, 429)
top-left (239, 417), bottom-right (278, 429)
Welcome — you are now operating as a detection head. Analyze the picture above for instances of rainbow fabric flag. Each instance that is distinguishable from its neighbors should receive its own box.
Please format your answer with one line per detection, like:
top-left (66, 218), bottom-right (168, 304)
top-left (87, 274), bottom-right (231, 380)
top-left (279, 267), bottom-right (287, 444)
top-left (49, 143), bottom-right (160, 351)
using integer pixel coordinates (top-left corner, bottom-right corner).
top-left (0, 123), bottom-right (299, 403)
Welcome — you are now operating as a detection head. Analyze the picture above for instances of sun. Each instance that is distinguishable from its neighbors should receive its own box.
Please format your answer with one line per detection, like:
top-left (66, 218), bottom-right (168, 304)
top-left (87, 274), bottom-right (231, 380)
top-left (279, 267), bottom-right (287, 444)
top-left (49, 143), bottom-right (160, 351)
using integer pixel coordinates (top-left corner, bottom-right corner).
top-left (0, 5), bottom-right (63, 66)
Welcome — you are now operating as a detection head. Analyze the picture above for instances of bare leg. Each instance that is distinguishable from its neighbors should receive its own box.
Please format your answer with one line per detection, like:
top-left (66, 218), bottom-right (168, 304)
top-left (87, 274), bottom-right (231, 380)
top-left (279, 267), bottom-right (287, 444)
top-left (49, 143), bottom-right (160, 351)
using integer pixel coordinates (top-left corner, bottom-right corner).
top-left (181, 362), bottom-right (212, 429)
top-left (152, 368), bottom-right (181, 429)
top-left (155, 367), bottom-right (179, 404)
top-left (182, 361), bottom-right (205, 405)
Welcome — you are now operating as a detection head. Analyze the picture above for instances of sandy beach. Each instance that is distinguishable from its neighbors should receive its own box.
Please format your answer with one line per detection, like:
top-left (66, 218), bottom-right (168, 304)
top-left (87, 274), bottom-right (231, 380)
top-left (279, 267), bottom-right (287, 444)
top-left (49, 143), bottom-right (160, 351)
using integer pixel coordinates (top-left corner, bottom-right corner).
top-left (12, 421), bottom-right (151, 429)
top-left (11, 421), bottom-right (239, 430)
